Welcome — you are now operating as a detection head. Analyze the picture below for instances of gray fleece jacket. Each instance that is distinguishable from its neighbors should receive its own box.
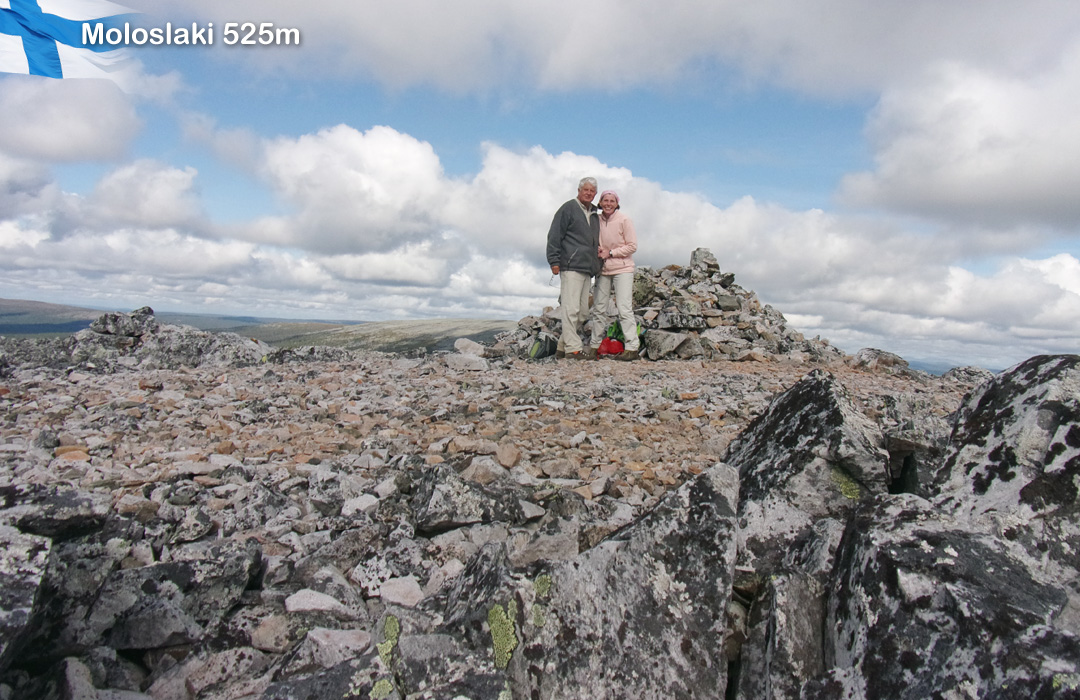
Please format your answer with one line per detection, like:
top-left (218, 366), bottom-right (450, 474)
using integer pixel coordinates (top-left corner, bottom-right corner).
top-left (546, 199), bottom-right (602, 276)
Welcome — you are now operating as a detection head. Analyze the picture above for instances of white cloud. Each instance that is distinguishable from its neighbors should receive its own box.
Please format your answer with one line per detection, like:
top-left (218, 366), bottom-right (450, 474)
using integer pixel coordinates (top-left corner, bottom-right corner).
top-left (0, 152), bottom-right (59, 217)
top-left (0, 219), bottom-right (49, 249)
top-left (89, 160), bottom-right (205, 229)
top-left (320, 242), bottom-right (454, 287)
top-left (136, 1), bottom-right (1080, 239)
top-left (143, 0), bottom-right (1080, 96)
top-left (255, 125), bottom-right (450, 253)
top-left (443, 144), bottom-right (631, 258)
top-left (0, 227), bottom-right (253, 275)
top-left (1027, 254), bottom-right (1080, 296)
top-left (840, 45), bottom-right (1080, 227)
top-left (0, 78), bottom-right (140, 161)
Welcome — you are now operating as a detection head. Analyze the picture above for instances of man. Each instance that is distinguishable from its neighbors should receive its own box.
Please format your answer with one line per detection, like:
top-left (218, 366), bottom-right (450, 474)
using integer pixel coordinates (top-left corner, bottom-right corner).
top-left (546, 177), bottom-right (602, 359)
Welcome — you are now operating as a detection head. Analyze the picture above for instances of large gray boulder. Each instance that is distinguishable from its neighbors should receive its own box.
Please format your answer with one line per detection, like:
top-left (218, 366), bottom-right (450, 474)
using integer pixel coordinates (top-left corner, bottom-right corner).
top-left (932, 353), bottom-right (1080, 633)
top-left (20, 534), bottom-right (261, 664)
top-left (411, 464), bottom-right (527, 534)
top-left (817, 494), bottom-right (1079, 699)
top-left (509, 463), bottom-right (740, 698)
top-left (725, 369), bottom-right (890, 573)
top-left (88, 306), bottom-right (159, 337)
top-left (0, 484), bottom-right (111, 539)
top-left (0, 526), bottom-right (50, 675)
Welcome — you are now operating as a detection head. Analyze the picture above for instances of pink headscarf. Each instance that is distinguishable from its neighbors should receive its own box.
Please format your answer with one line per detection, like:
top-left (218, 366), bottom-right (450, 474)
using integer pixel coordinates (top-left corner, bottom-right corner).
top-left (599, 190), bottom-right (620, 209)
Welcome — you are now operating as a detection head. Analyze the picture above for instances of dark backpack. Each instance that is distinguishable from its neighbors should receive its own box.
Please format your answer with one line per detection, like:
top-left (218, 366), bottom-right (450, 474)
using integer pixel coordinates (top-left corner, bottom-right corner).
top-left (528, 331), bottom-right (558, 359)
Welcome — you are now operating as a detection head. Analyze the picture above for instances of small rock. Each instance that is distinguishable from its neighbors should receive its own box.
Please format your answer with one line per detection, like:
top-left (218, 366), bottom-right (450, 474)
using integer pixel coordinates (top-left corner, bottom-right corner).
top-left (379, 575), bottom-right (425, 608)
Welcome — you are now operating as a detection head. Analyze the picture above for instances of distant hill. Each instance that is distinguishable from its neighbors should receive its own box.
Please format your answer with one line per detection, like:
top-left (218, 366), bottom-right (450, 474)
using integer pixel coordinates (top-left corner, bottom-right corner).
top-left (0, 298), bottom-right (368, 340)
top-left (269, 318), bottom-right (519, 353)
top-left (0, 298), bottom-right (517, 354)
top-left (0, 298), bottom-right (102, 336)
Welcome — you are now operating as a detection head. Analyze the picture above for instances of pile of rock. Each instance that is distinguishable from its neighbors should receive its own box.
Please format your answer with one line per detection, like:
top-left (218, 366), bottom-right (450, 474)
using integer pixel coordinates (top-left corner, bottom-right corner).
top-left (1, 292), bottom-right (1077, 698)
top-left (0, 306), bottom-right (274, 375)
top-left (496, 248), bottom-right (846, 364)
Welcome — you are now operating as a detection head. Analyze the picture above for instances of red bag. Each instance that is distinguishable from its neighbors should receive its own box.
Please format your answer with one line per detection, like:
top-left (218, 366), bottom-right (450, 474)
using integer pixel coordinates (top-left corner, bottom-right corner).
top-left (598, 337), bottom-right (624, 356)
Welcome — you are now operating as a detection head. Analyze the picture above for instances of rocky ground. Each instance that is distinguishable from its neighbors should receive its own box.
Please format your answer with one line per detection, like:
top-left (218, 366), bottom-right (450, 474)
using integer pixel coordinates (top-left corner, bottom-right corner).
top-left (0, 349), bottom-right (972, 524)
top-left (0, 252), bottom-right (1076, 699)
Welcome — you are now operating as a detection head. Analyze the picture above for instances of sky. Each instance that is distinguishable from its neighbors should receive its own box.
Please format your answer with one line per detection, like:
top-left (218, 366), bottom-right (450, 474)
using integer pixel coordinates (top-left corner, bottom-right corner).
top-left (2, 0), bottom-right (1080, 370)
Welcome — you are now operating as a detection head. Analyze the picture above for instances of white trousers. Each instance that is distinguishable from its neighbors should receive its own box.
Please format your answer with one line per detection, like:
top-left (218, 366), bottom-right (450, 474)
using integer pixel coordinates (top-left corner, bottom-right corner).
top-left (590, 272), bottom-right (638, 351)
top-left (558, 271), bottom-right (592, 353)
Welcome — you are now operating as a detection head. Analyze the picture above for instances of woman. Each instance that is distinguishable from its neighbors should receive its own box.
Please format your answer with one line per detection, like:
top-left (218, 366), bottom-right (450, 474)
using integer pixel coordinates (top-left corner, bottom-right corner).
top-left (589, 190), bottom-right (640, 360)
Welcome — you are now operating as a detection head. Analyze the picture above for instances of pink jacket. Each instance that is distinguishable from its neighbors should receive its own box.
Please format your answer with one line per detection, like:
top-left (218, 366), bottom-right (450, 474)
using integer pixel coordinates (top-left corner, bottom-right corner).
top-left (599, 210), bottom-right (637, 275)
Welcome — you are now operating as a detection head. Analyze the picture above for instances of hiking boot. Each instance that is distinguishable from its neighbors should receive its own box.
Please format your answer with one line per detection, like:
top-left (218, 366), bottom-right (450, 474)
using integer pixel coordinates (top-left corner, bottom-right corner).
top-left (583, 347), bottom-right (598, 359)
top-left (613, 349), bottom-right (639, 361)
top-left (556, 350), bottom-right (565, 359)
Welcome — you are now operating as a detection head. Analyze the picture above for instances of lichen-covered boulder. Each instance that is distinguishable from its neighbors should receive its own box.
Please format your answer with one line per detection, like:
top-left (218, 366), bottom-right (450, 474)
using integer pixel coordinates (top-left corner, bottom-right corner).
top-left (632, 268), bottom-right (659, 308)
top-left (931, 354), bottom-right (1080, 629)
top-left (725, 369), bottom-right (890, 572)
top-left (261, 652), bottom-right (400, 700)
top-left (0, 307), bottom-right (276, 372)
top-left (724, 370), bottom-right (895, 697)
top-left (0, 526), bottom-right (51, 674)
top-left (847, 347), bottom-right (909, 372)
top-left (642, 328), bottom-right (689, 360)
top-left (737, 570), bottom-right (826, 699)
top-left (820, 494), bottom-right (1080, 699)
top-left (21, 535), bottom-right (261, 662)
top-left (0, 484), bottom-right (111, 539)
top-left (508, 463), bottom-right (740, 698)
top-left (317, 464), bottom-right (740, 699)
top-left (411, 464), bottom-right (527, 534)
top-left (89, 306), bottom-right (159, 337)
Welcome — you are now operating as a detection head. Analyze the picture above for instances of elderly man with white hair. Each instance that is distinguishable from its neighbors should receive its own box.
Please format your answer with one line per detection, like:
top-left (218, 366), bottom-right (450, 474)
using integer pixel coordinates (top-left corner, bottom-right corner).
top-left (546, 177), bottom-right (602, 359)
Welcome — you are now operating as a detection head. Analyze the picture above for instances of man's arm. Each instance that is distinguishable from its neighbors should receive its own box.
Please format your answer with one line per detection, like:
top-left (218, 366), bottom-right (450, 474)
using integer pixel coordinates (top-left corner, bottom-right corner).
top-left (546, 202), bottom-right (567, 273)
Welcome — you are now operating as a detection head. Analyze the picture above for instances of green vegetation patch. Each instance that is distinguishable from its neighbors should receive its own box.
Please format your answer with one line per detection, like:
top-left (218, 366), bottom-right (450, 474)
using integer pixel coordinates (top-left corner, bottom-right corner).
top-left (830, 466), bottom-right (863, 500)
top-left (376, 615), bottom-right (400, 666)
top-left (488, 601), bottom-right (519, 669)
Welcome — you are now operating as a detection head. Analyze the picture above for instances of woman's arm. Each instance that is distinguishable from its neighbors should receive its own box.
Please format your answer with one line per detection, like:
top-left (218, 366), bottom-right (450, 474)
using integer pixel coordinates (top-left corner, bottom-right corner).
top-left (608, 217), bottom-right (638, 258)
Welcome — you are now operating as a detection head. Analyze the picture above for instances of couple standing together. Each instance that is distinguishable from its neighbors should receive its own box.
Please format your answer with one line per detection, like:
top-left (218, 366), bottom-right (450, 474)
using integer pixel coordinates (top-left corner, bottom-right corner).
top-left (546, 177), bottom-right (640, 361)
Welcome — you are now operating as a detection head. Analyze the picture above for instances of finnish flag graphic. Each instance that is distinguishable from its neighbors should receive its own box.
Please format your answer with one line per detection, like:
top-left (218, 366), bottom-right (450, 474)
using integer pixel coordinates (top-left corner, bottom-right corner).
top-left (0, 0), bottom-right (135, 83)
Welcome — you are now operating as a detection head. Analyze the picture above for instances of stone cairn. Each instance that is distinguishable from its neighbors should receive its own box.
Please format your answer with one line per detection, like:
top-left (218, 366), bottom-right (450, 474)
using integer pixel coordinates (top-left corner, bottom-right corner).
top-left (494, 247), bottom-right (847, 364)
top-left (0, 255), bottom-right (1078, 699)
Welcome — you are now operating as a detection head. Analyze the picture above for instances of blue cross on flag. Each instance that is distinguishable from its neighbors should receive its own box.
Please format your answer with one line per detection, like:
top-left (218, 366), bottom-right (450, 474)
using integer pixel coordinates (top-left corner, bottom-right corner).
top-left (0, 0), bottom-right (135, 82)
